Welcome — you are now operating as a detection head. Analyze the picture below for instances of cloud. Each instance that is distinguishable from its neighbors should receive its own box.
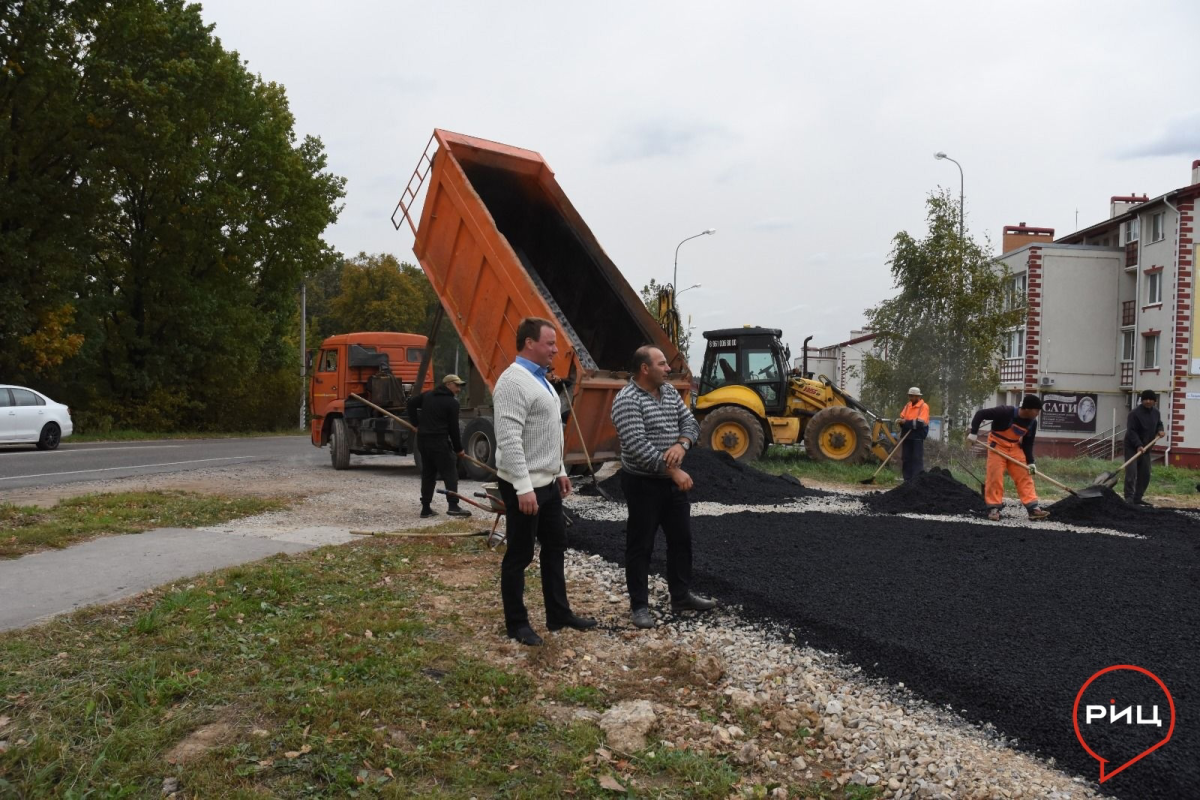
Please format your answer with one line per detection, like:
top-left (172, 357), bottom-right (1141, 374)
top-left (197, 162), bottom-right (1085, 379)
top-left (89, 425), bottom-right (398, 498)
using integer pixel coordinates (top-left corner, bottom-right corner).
top-left (750, 217), bottom-right (795, 231)
top-left (602, 120), bottom-right (734, 163)
top-left (1117, 111), bottom-right (1200, 159)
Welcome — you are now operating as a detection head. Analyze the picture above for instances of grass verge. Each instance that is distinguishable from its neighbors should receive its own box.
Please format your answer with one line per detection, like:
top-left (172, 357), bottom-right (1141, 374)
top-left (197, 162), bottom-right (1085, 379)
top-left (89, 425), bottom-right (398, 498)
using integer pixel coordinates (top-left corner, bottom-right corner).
top-left (67, 430), bottom-right (307, 443)
top-left (0, 491), bottom-right (289, 559)
top-left (757, 446), bottom-right (1200, 500)
top-left (0, 534), bottom-right (752, 799)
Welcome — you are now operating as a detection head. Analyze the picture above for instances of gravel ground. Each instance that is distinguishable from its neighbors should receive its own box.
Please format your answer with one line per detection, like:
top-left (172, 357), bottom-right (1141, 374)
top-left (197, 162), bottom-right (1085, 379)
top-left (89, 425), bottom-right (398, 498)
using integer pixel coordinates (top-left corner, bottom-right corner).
top-left (564, 503), bottom-right (1198, 799)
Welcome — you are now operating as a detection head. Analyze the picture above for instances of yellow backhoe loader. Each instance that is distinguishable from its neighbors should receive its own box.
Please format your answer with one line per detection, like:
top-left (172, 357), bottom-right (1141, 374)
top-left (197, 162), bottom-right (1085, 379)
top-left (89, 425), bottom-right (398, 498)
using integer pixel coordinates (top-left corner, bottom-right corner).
top-left (692, 327), bottom-right (898, 463)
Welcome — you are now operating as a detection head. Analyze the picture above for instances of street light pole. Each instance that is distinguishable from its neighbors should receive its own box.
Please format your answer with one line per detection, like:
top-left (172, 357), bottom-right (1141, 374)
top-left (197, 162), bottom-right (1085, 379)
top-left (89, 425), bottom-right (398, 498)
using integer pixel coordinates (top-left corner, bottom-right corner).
top-left (934, 152), bottom-right (964, 242)
top-left (673, 229), bottom-right (716, 300)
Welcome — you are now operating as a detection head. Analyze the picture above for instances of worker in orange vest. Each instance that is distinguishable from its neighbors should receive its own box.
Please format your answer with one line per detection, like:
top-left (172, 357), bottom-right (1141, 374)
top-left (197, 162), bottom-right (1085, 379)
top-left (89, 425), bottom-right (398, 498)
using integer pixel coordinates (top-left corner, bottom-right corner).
top-left (967, 394), bottom-right (1050, 522)
top-left (897, 387), bottom-right (930, 482)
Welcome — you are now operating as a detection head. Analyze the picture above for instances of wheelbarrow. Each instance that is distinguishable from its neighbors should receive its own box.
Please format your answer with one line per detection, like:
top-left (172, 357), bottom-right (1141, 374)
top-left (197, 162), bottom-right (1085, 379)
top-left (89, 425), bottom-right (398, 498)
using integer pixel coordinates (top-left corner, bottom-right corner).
top-left (438, 483), bottom-right (507, 549)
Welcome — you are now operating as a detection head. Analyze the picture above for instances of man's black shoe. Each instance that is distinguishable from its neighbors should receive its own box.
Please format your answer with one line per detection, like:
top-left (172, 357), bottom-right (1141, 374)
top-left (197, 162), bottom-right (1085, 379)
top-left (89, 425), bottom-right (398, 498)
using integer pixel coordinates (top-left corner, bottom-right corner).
top-left (547, 614), bottom-right (598, 632)
top-left (630, 608), bottom-right (655, 629)
top-left (420, 507), bottom-right (439, 519)
top-left (446, 506), bottom-right (472, 518)
top-left (507, 626), bottom-right (543, 647)
top-left (1134, 499), bottom-right (1153, 507)
top-left (670, 592), bottom-right (718, 613)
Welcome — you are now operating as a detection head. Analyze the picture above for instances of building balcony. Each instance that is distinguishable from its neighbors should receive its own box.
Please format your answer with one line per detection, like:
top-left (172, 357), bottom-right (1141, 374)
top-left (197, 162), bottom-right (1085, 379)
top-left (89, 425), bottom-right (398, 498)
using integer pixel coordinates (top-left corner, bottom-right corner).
top-left (1122, 300), bottom-right (1135, 326)
top-left (1125, 240), bottom-right (1139, 268)
top-left (1000, 358), bottom-right (1024, 383)
top-left (1120, 361), bottom-right (1133, 387)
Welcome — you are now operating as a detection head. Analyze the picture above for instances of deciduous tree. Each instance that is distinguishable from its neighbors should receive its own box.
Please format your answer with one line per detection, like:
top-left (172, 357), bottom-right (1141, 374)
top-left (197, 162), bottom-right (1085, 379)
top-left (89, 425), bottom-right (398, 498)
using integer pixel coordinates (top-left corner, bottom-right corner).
top-left (861, 189), bottom-right (1023, 424)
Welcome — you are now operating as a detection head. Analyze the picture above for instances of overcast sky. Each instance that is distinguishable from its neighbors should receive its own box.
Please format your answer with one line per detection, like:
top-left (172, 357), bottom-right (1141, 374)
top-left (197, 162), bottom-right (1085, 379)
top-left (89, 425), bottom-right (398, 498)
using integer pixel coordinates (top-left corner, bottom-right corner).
top-left (197, 0), bottom-right (1200, 349)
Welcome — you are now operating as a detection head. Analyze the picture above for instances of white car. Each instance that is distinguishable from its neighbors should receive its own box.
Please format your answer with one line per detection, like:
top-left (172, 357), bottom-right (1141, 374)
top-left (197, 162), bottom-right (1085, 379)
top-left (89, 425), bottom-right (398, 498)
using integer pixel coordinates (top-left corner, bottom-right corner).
top-left (0, 384), bottom-right (74, 450)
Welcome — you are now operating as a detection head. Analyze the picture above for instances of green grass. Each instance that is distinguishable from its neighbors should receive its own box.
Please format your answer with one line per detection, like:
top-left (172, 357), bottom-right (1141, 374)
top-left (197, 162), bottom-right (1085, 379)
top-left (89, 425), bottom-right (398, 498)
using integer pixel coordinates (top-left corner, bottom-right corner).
top-left (0, 491), bottom-right (289, 558)
top-left (757, 446), bottom-right (1200, 500)
top-left (0, 537), bottom-right (744, 798)
top-left (68, 429), bottom-right (307, 443)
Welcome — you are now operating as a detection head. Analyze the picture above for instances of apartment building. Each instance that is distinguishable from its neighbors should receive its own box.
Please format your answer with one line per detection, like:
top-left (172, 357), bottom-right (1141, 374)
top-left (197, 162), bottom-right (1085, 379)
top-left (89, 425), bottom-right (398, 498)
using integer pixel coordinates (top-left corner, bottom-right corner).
top-left (993, 160), bottom-right (1200, 464)
top-left (797, 329), bottom-right (877, 399)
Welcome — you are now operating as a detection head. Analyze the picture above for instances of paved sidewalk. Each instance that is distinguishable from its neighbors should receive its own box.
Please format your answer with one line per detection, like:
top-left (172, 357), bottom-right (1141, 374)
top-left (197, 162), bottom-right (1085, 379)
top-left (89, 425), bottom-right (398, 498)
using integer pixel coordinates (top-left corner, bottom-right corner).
top-left (0, 526), bottom-right (355, 631)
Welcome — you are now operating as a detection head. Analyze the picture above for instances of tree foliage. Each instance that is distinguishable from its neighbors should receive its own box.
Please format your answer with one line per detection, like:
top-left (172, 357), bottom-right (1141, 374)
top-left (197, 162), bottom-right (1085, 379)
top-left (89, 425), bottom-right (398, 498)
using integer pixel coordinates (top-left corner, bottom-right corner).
top-left (1, 0), bottom-right (346, 431)
top-left (861, 189), bottom-right (1023, 423)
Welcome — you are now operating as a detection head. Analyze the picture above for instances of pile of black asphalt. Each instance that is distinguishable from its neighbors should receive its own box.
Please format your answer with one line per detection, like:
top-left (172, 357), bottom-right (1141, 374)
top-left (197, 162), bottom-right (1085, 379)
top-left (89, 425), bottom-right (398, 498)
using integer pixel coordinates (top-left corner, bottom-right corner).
top-left (1043, 486), bottom-right (1197, 537)
top-left (583, 448), bottom-right (823, 505)
top-left (864, 467), bottom-right (988, 516)
top-left (567, 508), bottom-right (1199, 799)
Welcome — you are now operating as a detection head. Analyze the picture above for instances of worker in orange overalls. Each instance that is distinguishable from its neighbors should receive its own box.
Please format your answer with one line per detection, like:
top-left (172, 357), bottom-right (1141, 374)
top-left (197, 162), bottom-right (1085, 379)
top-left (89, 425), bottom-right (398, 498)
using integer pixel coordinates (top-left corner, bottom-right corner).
top-left (897, 387), bottom-right (930, 482)
top-left (967, 394), bottom-right (1050, 522)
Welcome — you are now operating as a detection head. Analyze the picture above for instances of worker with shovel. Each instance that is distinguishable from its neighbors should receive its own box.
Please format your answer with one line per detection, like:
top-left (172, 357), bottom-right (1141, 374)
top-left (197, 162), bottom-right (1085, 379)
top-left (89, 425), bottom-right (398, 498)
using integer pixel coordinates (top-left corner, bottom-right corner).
top-left (968, 394), bottom-right (1050, 522)
top-left (897, 387), bottom-right (930, 482)
top-left (407, 374), bottom-right (473, 520)
top-left (1124, 389), bottom-right (1165, 507)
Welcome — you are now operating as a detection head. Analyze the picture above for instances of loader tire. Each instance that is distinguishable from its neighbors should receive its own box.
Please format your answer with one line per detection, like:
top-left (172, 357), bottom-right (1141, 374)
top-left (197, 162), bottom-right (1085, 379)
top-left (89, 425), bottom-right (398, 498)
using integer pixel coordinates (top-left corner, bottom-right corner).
top-left (699, 406), bottom-right (765, 461)
top-left (330, 417), bottom-right (351, 470)
top-left (805, 406), bottom-right (871, 464)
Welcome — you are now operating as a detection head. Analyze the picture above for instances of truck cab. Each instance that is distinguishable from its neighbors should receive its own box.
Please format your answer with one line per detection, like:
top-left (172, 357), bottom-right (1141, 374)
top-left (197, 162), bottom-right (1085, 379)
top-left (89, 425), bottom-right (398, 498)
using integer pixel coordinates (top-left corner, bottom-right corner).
top-left (309, 332), bottom-right (433, 469)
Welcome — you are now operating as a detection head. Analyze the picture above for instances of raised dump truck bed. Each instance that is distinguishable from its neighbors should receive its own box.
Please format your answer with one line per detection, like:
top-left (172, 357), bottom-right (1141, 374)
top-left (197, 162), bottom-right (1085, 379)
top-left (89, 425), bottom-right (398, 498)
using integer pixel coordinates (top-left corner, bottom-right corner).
top-left (394, 129), bottom-right (690, 464)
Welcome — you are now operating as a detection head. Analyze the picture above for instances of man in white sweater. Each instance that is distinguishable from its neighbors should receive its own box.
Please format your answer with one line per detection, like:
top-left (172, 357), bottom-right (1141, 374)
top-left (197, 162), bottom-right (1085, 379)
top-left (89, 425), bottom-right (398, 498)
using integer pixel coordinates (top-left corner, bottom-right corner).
top-left (494, 317), bottom-right (597, 646)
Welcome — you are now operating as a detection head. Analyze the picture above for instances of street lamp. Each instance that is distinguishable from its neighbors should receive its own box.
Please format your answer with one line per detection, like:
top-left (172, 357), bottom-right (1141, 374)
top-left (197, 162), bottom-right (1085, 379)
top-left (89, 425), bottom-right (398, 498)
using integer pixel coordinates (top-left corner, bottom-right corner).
top-left (934, 152), bottom-right (964, 242)
top-left (673, 229), bottom-right (716, 299)
top-left (676, 283), bottom-right (701, 297)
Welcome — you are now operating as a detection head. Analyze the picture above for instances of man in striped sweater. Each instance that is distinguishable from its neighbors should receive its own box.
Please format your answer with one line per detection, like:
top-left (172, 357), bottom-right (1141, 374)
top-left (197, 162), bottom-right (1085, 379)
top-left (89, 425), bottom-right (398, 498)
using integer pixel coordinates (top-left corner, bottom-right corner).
top-left (612, 345), bottom-right (717, 630)
top-left (494, 317), bottom-right (597, 646)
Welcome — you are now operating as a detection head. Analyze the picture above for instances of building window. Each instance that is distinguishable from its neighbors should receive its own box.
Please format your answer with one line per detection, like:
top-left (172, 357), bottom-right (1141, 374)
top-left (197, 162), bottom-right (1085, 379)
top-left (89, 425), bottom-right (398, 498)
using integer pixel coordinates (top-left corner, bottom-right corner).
top-left (1004, 273), bottom-right (1027, 311)
top-left (1122, 330), bottom-right (1135, 362)
top-left (1002, 328), bottom-right (1025, 359)
top-left (1143, 334), bottom-right (1159, 369)
top-left (1150, 211), bottom-right (1165, 242)
top-left (1145, 270), bottom-right (1163, 305)
top-left (1125, 218), bottom-right (1139, 244)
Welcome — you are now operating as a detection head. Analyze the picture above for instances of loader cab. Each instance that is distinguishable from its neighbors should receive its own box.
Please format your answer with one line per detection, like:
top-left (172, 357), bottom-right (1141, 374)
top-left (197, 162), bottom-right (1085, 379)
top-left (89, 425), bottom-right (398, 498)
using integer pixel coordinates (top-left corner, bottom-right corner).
top-left (699, 328), bottom-right (790, 415)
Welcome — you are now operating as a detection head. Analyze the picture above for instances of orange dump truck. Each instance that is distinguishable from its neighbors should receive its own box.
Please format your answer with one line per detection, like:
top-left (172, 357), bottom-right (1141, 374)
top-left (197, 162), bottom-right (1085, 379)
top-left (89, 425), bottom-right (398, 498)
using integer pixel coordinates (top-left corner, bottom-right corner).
top-left (392, 129), bottom-right (691, 467)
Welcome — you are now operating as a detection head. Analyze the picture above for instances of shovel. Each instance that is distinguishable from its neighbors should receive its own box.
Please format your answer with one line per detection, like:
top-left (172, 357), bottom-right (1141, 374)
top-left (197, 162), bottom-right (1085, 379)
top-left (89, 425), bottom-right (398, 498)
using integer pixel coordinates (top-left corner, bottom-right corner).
top-left (861, 430), bottom-right (910, 484)
top-left (560, 385), bottom-right (616, 502)
top-left (981, 441), bottom-right (1103, 499)
top-left (1092, 433), bottom-right (1163, 489)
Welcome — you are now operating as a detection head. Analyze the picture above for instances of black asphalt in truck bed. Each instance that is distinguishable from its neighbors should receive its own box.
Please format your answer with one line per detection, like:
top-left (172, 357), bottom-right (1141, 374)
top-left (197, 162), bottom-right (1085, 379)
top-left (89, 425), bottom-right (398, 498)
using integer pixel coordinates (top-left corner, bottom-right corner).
top-left (567, 509), bottom-right (1199, 799)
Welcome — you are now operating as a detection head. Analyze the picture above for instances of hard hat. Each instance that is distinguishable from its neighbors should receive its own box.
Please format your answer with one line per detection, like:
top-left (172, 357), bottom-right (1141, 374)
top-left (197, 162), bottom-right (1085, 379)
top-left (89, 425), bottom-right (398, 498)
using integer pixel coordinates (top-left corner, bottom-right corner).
top-left (907, 387), bottom-right (922, 396)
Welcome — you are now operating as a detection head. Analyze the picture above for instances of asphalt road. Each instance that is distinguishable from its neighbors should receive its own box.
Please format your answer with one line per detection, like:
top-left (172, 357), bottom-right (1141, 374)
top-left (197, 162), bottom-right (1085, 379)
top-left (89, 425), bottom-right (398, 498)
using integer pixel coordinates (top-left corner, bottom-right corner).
top-left (0, 435), bottom-right (318, 491)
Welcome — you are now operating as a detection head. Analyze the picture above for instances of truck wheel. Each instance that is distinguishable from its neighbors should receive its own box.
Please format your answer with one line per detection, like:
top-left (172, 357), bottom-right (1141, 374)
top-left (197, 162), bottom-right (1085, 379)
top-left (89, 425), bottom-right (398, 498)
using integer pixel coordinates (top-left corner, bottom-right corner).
top-left (36, 423), bottom-right (61, 451)
top-left (804, 406), bottom-right (871, 464)
top-left (330, 417), bottom-right (351, 470)
top-left (698, 406), bottom-right (765, 461)
top-left (460, 418), bottom-right (497, 480)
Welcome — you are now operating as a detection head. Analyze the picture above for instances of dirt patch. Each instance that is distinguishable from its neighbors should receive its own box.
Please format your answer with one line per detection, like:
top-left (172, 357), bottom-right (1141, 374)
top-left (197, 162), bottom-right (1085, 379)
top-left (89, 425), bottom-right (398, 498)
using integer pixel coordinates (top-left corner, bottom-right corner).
top-left (165, 720), bottom-right (236, 765)
top-left (863, 467), bottom-right (987, 516)
top-left (584, 448), bottom-right (821, 506)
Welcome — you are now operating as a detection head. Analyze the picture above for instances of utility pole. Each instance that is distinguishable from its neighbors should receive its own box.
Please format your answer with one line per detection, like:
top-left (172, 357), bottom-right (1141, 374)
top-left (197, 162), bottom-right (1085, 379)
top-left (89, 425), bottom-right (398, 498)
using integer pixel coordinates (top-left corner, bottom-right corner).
top-left (299, 282), bottom-right (307, 430)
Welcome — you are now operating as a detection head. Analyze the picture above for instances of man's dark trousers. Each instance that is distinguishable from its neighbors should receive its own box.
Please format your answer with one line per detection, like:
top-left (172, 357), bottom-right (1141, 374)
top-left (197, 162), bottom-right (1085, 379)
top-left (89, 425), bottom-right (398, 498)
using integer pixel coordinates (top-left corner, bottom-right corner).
top-left (901, 437), bottom-right (924, 482)
top-left (620, 472), bottom-right (693, 611)
top-left (418, 438), bottom-right (458, 508)
top-left (498, 479), bottom-right (572, 633)
top-left (1124, 448), bottom-right (1152, 502)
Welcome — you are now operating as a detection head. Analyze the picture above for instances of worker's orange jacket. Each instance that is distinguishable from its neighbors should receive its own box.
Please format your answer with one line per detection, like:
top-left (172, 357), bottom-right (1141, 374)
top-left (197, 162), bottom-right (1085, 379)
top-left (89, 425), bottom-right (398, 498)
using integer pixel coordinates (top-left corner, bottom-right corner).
top-left (899, 399), bottom-right (930, 425)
